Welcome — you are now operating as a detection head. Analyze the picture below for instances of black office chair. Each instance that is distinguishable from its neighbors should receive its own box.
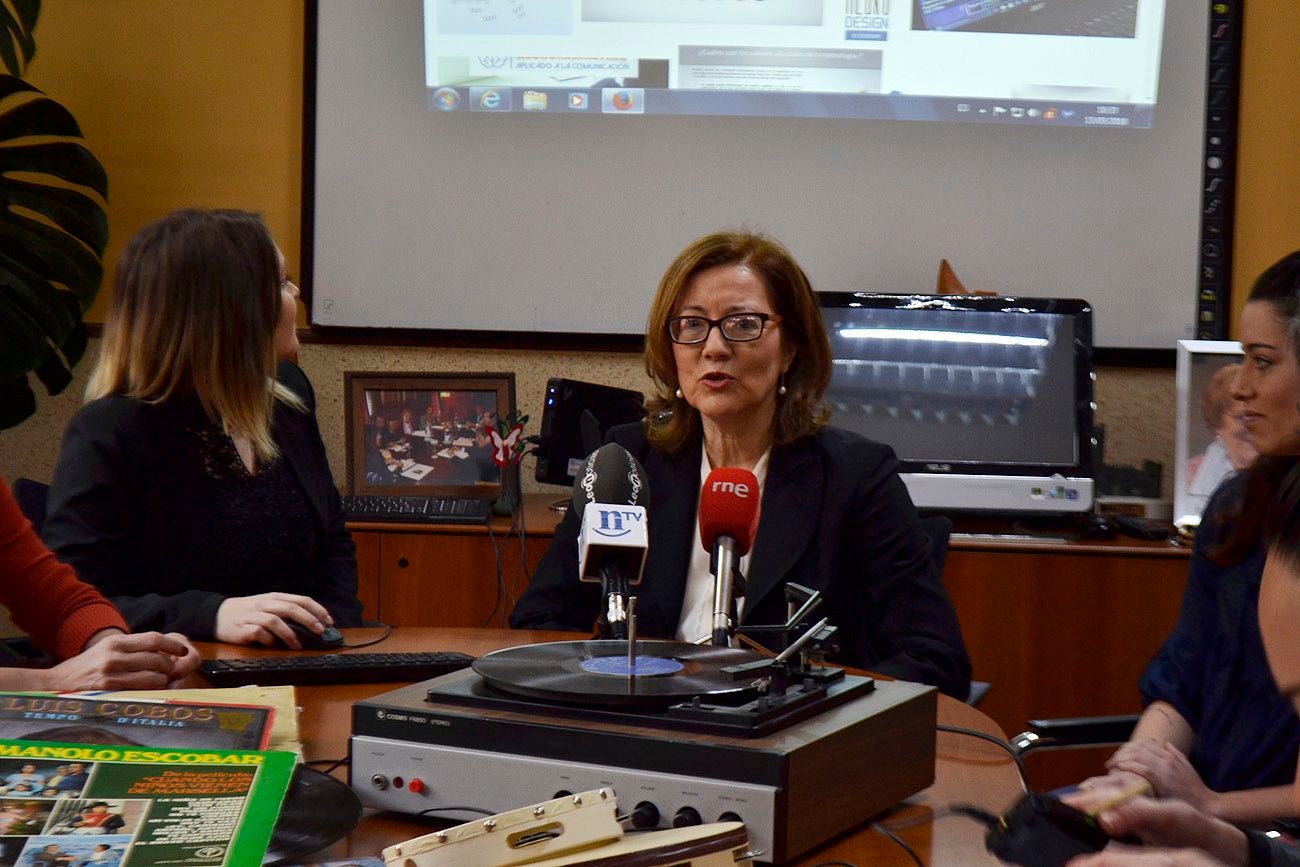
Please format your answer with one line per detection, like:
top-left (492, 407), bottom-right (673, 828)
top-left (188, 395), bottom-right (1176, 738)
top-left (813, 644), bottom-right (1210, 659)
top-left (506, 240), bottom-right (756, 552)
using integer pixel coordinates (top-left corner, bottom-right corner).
top-left (917, 515), bottom-right (991, 707)
top-left (1010, 714), bottom-right (1139, 758)
top-left (11, 477), bottom-right (49, 535)
top-left (3, 478), bottom-right (52, 661)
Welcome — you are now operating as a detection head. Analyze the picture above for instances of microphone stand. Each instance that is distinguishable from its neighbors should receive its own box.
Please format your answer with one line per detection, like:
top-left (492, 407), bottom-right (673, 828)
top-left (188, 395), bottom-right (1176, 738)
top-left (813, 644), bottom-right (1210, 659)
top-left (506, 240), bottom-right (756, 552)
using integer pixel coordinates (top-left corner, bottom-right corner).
top-left (600, 563), bottom-right (629, 640)
top-left (710, 536), bottom-right (739, 646)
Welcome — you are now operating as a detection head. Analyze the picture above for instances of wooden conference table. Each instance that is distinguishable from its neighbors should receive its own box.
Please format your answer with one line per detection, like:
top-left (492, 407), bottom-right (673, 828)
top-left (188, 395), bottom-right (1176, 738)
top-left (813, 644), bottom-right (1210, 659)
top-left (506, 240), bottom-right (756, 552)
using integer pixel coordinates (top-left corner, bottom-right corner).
top-left (193, 628), bottom-right (1024, 866)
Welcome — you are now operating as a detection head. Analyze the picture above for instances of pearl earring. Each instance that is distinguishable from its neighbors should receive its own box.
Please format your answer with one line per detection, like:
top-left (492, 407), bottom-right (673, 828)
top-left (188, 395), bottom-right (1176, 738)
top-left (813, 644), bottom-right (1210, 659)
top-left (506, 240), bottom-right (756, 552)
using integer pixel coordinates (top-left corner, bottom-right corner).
top-left (778, 376), bottom-right (788, 396)
top-left (675, 387), bottom-right (683, 400)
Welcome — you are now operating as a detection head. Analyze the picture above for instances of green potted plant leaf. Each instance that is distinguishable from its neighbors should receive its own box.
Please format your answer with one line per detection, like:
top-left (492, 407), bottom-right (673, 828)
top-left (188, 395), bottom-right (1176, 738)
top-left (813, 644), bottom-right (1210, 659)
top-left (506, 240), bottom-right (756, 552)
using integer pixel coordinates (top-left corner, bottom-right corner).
top-left (0, 0), bottom-right (108, 429)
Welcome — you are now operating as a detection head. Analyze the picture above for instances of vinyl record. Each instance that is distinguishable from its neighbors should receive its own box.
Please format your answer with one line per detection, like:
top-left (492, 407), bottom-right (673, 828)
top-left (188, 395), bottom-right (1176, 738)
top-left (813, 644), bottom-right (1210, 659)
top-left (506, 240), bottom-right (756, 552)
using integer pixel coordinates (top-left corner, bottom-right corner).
top-left (473, 640), bottom-right (764, 707)
top-left (264, 765), bottom-right (363, 865)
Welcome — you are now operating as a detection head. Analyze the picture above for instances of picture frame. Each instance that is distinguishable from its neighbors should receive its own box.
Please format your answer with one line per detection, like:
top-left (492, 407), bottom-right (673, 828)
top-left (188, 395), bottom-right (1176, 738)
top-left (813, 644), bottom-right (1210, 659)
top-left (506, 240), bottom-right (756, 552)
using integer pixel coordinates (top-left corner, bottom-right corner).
top-left (1173, 340), bottom-right (1246, 526)
top-left (343, 372), bottom-right (516, 499)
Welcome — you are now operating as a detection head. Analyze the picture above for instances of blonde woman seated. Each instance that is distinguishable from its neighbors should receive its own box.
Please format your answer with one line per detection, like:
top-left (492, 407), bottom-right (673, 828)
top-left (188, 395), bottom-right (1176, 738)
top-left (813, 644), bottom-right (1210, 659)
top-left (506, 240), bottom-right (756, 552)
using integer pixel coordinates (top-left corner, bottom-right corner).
top-left (43, 209), bottom-right (362, 648)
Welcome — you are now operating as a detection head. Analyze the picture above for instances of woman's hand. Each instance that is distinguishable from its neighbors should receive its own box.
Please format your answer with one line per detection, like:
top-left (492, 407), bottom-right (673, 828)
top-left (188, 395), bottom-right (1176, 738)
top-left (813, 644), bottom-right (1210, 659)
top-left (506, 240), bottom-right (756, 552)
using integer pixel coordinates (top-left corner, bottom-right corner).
top-left (1065, 770), bottom-right (1152, 815)
top-left (215, 592), bottom-right (333, 648)
top-left (1066, 798), bottom-right (1248, 867)
top-left (43, 631), bottom-right (200, 691)
top-left (1107, 741), bottom-right (1218, 812)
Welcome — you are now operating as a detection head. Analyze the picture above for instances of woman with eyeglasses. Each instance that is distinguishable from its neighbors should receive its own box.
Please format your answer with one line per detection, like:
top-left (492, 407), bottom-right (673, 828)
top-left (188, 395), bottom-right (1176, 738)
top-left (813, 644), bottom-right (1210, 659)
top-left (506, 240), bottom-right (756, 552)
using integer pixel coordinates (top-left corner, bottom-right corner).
top-left (42, 209), bottom-right (363, 648)
top-left (511, 230), bottom-right (971, 698)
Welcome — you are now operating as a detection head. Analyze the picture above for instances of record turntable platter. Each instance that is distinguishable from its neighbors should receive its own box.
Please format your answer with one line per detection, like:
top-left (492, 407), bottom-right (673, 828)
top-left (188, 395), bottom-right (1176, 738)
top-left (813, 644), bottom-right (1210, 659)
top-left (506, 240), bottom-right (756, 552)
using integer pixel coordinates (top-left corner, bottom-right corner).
top-left (471, 640), bottom-right (762, 707)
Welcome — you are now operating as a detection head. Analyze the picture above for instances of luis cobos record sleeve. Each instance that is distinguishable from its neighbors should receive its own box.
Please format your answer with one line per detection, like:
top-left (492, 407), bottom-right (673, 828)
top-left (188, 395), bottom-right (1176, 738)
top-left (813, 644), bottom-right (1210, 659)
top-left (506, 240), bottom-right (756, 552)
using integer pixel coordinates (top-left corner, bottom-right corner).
top-left (0, 694), bottom-right (275, 751)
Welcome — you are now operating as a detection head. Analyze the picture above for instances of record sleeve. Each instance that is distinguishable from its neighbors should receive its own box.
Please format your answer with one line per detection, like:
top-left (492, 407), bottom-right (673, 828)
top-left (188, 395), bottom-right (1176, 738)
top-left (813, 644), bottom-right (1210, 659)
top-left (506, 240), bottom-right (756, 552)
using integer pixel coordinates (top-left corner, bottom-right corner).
top-left (0, 692), bottom-right (275, 750)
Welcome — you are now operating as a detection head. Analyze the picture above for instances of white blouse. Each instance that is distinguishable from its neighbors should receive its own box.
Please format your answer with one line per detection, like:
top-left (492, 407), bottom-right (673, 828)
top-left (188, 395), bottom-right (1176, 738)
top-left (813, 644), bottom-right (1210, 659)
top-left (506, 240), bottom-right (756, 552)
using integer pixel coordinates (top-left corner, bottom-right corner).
top-left (673, 447), bottom-right (771, 644)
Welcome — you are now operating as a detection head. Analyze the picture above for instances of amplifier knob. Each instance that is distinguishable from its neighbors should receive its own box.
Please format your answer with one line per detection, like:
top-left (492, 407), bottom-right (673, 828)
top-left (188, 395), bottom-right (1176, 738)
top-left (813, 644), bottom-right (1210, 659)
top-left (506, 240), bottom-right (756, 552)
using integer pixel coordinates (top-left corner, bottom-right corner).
top-left (672, 807), bottom-right (702, 828)
top-left (719, 811), bottom-right (742, 823)
top-left (553, 790), bottom-right (572, 799)
top-left (631, 802), bottom-right (660, 830)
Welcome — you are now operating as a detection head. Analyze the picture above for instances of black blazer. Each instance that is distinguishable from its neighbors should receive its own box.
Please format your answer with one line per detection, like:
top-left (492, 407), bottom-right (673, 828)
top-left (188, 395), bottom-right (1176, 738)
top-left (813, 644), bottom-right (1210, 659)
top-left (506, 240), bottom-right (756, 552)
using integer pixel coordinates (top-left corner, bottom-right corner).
top-left (42, 362), bottom-right (362, 638)
top-left (511, 423), bottom-right (971, 698)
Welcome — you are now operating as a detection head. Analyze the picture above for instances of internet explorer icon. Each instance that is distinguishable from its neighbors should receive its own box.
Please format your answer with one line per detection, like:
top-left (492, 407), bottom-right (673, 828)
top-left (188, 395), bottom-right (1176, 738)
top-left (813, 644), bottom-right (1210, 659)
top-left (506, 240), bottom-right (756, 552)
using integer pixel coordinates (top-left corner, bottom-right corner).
top-left (470, 86), bottom-right (512, 112)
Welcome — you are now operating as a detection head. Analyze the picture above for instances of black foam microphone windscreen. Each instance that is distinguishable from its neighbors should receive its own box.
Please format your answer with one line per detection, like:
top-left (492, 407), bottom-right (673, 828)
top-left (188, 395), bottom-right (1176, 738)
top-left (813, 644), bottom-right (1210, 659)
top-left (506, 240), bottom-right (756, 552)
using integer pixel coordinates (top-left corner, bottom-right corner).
top-left (571, 442), bottom-right (650, 515)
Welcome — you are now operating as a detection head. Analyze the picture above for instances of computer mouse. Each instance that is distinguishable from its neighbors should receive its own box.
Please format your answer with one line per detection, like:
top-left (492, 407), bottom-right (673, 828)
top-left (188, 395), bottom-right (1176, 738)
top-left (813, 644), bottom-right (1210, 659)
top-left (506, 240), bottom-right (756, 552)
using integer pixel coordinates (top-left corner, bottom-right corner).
top-left (1078, 513), bottom-right (1117, 540)
top-left (283, 622), bottom-right (344, 650)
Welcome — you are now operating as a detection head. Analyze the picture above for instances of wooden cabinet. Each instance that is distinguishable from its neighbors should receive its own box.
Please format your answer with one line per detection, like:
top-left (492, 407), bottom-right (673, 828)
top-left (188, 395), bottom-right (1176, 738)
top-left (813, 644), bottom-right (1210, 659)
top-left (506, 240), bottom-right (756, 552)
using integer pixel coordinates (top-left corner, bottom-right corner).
top-left (945, 539), bottom-right (1188, 728)
top-left (944, 537), bottom-right (1190, 788)
top-left (350, 497), bottom-right (557, 628)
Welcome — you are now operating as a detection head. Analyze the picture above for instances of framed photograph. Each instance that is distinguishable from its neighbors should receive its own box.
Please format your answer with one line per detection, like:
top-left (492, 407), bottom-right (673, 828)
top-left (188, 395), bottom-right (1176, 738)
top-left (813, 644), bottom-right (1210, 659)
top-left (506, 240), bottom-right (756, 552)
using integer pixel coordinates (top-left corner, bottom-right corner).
top-left (1174, 340), bottom-right (1248, 526)
top-left (344, 372), bottom-right (516, 499)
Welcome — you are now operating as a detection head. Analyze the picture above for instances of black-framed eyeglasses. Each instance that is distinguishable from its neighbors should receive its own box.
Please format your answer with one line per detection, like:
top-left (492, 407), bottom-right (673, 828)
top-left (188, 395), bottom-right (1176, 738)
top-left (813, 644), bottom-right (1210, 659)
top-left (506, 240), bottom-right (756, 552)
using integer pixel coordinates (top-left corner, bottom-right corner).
top-left (667, 312), bottom-right (782, 345)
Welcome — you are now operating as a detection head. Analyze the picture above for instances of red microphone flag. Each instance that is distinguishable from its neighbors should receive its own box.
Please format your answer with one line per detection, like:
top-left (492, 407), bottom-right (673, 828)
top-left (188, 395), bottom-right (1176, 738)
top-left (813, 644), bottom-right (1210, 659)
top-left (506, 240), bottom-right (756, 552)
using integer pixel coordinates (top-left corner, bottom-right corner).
top-left (698, 467), bottom-right (761, 556)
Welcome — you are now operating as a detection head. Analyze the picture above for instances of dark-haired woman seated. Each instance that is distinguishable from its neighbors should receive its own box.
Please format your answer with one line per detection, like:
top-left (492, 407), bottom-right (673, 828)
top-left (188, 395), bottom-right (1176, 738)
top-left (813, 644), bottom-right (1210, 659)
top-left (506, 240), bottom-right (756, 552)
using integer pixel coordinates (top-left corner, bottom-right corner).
top-left (510, 231), bottom-right (971, 699)
top-left (1068, 284), bottom-right (1300, 867)
top-left (1074, 251), bottom-right (1300, 832)
top-left (43, 209), bottom-right (363, 648)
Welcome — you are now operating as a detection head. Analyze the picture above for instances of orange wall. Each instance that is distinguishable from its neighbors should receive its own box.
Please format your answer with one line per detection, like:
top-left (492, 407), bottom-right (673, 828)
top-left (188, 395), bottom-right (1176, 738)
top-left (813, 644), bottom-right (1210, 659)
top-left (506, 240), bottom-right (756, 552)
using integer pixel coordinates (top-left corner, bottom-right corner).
top-left (25, 1), bottom-right (304, 322)
top-left (1231, 4), bottom-right (1300, 331)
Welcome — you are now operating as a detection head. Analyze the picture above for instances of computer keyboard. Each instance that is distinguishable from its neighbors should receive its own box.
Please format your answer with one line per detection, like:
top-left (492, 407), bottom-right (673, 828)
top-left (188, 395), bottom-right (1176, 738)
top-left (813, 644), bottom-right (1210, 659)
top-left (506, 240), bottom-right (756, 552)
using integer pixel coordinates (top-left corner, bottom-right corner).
top-left (341, 494), bottom-right (490, 525)
top-left (200, 651), bottom-right (477, 687)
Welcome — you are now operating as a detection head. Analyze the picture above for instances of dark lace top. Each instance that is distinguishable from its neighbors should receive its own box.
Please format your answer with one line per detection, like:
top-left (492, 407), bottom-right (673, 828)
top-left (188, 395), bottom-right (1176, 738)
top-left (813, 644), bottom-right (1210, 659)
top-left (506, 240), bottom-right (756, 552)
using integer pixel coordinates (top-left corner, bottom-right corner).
top-left (187, 421), bottom-right (316, 599)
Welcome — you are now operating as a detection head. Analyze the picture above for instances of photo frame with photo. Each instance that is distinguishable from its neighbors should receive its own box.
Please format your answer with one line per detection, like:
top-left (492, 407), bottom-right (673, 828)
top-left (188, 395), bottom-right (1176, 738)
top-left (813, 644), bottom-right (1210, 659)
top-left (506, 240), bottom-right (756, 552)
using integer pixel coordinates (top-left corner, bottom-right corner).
top-left (344, 372), bottom-right (516, 499)
top-left (1174, 339), bottom-right (1248, 526)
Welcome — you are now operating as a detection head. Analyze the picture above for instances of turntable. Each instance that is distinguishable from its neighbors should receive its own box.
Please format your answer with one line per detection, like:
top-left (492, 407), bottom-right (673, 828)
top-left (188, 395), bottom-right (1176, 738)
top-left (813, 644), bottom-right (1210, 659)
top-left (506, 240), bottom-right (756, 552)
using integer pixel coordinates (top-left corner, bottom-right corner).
top-left (350, 636), bottom-right (937, 864)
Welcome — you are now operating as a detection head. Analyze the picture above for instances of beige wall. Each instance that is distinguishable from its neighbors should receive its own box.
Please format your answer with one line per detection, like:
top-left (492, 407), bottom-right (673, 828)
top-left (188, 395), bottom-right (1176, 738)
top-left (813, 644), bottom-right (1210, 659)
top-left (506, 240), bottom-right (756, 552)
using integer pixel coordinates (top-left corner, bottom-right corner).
top-left (9, 1), bottom-right (1292, 497)
top-left (0, 338), bottom-right (1174, 500)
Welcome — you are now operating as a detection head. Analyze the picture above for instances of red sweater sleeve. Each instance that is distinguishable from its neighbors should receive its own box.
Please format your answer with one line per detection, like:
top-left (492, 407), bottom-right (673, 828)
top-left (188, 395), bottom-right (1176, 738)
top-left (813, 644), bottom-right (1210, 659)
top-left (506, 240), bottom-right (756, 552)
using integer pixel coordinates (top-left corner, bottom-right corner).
top-left (0, 478), bottom-right (128, 658)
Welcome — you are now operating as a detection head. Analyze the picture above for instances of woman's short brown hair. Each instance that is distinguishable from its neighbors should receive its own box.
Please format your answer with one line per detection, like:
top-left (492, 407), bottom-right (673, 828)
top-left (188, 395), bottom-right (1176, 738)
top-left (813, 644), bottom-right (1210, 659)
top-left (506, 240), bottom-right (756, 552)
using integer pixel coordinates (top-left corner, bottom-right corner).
top-left (643, 230), bottom-right (832, 453)
top-left (1199, 362), bottom-right (1241, 433)
top-left (87, 208), bottom-right (297, 461)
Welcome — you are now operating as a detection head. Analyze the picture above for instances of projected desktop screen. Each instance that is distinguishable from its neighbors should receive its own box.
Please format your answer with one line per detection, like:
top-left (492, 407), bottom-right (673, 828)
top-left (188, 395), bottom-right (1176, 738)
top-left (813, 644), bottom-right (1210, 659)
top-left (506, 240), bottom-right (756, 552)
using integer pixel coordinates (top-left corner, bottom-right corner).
top-left (819, 294), bottom-right (1092, 474)
top-left (423, 0), bottom-right (1164, 126)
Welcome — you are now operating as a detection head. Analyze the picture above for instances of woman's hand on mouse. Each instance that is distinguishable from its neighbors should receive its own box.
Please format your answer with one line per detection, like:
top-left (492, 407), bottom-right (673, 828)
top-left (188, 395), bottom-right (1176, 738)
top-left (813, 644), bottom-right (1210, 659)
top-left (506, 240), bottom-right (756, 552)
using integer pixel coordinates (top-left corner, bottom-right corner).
top-left (214, 592), bottom-right (334, 648)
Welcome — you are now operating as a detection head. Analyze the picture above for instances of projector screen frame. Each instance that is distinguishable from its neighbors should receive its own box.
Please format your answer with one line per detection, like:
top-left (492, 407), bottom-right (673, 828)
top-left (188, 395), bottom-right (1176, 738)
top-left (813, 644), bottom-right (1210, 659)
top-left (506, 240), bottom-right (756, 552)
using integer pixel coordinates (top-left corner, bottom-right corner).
top-left (298, 0), bottom-right (1241, 364)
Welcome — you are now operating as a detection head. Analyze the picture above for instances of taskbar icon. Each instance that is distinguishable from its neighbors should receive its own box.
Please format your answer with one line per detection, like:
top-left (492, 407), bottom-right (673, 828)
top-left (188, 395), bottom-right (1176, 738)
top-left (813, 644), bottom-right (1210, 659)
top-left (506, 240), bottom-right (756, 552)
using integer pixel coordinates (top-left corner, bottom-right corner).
top-left (469, 86), bottom-right (513, 112)
top-left (601, 88), bottom-right (644, 114)
top-left (431, 87), bottom-right (460, 111)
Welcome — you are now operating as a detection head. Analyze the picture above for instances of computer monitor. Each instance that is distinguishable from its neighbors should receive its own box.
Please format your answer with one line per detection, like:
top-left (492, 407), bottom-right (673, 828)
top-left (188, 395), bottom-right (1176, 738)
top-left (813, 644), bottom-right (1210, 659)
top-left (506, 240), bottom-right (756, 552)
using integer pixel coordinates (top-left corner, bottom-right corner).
top-left (534, 378), bottom-right (646, 487)
top-left (818, 293), bottom-right (1095, 514)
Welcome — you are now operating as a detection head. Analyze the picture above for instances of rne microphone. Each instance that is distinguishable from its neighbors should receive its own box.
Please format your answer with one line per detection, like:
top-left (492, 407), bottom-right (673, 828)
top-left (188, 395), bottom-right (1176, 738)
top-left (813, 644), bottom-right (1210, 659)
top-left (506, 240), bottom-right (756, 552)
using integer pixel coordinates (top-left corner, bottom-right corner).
top-left (571, 443), bottom-right (650, 638)
top-left (698, 467), bottom-right (761, 647)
